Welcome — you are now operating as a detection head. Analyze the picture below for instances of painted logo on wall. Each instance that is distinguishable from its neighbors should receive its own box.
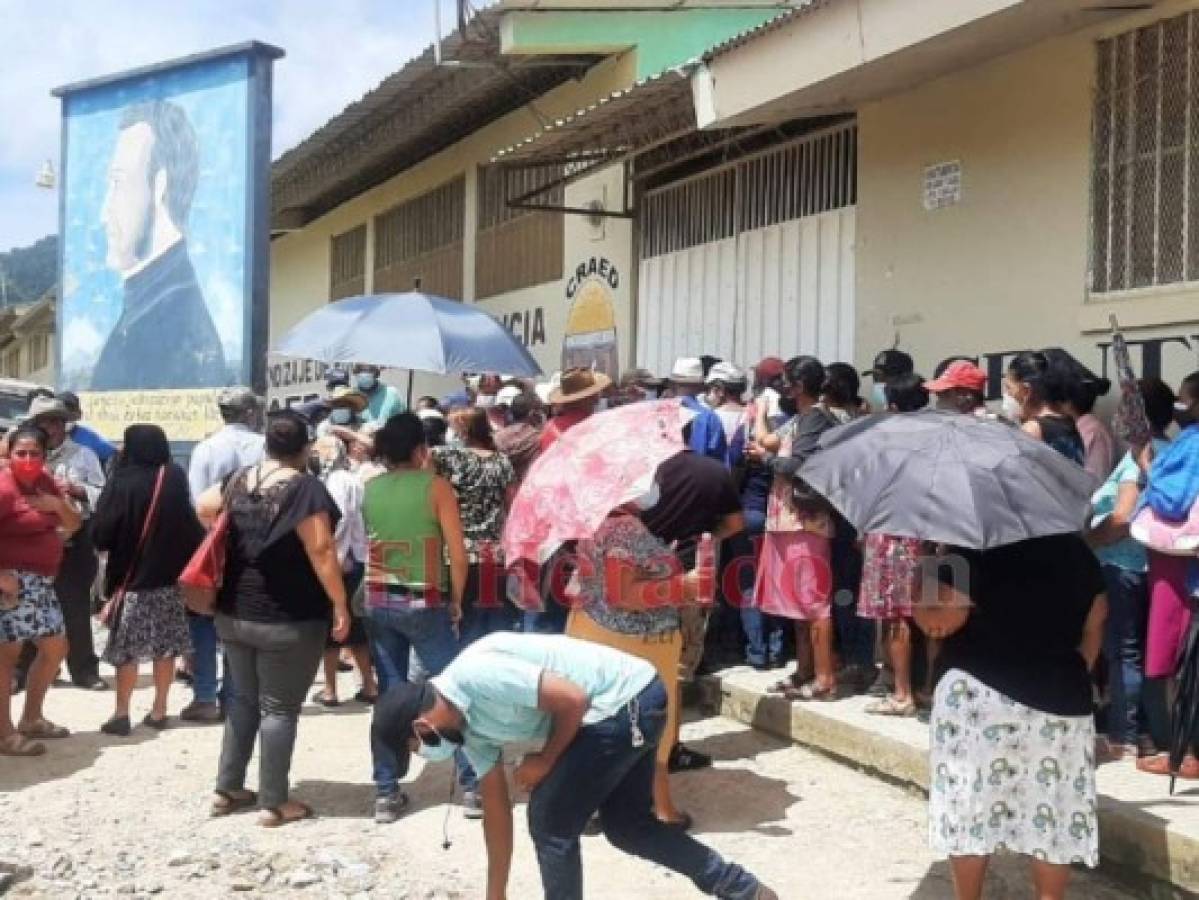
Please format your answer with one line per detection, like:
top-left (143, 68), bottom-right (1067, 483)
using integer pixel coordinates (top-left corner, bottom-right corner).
top-left (562, 256), bottom-right (619, 378)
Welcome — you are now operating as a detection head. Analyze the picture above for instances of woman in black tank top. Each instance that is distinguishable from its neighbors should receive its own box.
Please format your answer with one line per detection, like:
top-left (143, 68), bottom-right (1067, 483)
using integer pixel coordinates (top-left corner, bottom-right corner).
top-left (1003, 352), bottom-right (1086, 465)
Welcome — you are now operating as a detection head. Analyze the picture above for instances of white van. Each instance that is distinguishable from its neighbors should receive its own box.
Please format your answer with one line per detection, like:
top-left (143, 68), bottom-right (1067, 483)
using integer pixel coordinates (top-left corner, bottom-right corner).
top-left (0, 377), bottom-right (45, 435)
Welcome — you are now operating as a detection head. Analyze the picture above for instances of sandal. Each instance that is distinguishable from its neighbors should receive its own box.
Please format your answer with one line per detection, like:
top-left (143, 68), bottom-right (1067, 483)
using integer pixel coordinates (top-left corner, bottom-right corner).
top-left (791, 681), bottom-right (841, 702)
top-left (866, 697), bottom-right (917, 717)
top-left (657, 812), bottom-right (694, 831)
top-left (142, 714), bottom-right (169, 731)
top-left (353, 689), bottom-right (378, 705)
top-left (258, 801), bottom-right (313, 828)
top-left (210, 789), bottom-right (258, 817)
top-left (0, 733), bottom-right (45, 757)
top-left (19, 719), bottom-right (69, 739)
top-left (310, 691), bottom-right (340, 708)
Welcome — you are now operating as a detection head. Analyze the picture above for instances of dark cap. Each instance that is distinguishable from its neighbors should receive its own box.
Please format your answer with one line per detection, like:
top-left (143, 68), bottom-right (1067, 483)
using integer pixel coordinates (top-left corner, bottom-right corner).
top-left (217, 386), bottom-right (261, 411)
top-left (56, 391), bottom-right (82, 420)
top-left (371, 681), bottom-right (436, 778)
top-left (863, 349), bottom-right (915, 380)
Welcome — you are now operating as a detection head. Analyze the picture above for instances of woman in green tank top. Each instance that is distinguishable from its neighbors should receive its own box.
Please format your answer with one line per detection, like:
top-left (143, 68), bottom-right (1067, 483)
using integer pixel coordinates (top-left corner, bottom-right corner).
top-left (360, 413), bottom-right (470, 817)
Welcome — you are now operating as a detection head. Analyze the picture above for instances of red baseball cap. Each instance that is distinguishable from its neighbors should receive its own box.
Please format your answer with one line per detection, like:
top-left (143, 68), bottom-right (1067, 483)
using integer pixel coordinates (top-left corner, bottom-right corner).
top-left (755, 356), bottom-right (785, 380)
top-left (924, 360), bottom-right (987, 393)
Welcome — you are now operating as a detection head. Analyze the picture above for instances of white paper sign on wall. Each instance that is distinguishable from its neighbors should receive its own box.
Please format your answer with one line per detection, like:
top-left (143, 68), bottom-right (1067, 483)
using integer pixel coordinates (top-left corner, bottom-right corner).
top-left (923, 160), bottom-right (962, 211)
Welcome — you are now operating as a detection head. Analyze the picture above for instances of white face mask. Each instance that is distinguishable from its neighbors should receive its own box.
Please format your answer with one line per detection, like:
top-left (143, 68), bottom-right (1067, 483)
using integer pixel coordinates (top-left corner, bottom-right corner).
top-left (1001, 392), bottom-right (1024, 422)
top-left (475, 395), bottom-right (497, 409)
top-left (870, 383), bottom-right (888, 411)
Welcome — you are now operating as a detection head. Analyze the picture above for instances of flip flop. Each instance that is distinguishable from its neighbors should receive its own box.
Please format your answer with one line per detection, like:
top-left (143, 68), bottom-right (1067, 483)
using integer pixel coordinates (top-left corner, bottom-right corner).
top-left (258, 801), bottom-right (314, 828)
top-left (866, 697), bottom-right (917, 717)
top-left (19, 719), bottom-right (69, 739)
top-left (0, 733), bottom-right (45, 757)
top-left (310, 691), bottom-right (341, 708)
top-left (210, 789), bottom-right (258, 817)
top-left (791, 681), bottom-right (841, 703)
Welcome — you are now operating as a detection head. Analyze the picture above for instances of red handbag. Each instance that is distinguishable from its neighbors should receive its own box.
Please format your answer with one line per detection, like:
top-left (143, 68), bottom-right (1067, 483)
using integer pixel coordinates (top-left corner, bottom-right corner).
top-left (99, 466), bottom-right (166, 628)
top-left (178, 473), bottom-right (239, 615)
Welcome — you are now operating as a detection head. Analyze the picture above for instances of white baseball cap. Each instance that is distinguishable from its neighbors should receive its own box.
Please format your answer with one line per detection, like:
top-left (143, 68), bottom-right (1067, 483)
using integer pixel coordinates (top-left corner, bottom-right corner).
top-left (705, 361), bottom-right (746, 385)
top-left (669, 357), bottom-right (705, 384)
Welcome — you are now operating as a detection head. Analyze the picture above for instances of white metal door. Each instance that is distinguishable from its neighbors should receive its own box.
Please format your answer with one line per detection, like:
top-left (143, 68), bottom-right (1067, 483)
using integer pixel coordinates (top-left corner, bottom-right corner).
top-left (636, 122), bottom-right (857, 375)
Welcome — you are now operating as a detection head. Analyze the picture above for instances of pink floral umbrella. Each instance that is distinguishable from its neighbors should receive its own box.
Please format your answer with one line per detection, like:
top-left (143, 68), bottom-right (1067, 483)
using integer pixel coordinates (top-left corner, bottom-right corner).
top-left (502, 399), bottom-right (694, 566)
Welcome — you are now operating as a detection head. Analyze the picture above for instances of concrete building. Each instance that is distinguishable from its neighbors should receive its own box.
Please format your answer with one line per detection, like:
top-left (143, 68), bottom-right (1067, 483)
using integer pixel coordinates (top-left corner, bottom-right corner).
top-left (265, 1), bottom-right (791, 407)
top-left (0, 293), bottom-right (55, 386)
top-left (687, 0), bottom-right (1199, 390)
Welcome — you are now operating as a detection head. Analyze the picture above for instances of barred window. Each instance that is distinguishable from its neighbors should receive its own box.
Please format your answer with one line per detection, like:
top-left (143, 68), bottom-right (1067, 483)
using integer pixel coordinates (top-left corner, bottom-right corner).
top-left (374, 177), bottom-right (465, 298)
top-left (475, 164), bottom-right (564, 299)
top-left (2, 347), bottom-right (19, 378)
top-left (329, 225), bottom-right (366, 301)
top-left (28, 334), bottom-right (48, 372)
top-left (1092, 12), bottom-right (1198, 293)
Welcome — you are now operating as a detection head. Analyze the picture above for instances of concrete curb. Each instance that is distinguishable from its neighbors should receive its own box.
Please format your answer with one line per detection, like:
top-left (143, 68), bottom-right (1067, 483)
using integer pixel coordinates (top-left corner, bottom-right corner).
top-left (698, 672), bottom-right (1199, 897)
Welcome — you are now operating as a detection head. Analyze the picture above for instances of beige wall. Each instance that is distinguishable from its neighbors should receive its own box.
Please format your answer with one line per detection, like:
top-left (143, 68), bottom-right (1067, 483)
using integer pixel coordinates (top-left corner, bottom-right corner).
top-left (267, 54), bottom-right (636, 407)
top-left (856, 0), bottom-right (1199, 393)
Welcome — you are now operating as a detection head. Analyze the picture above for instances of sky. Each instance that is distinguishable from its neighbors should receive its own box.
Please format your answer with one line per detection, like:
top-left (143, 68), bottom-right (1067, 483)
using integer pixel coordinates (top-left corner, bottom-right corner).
top-left (0, 0), bottom-right (461, 253)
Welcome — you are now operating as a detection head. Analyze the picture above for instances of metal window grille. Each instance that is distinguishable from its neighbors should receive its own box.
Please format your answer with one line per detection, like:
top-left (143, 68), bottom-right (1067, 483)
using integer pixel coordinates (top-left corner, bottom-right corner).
top-left (2, 348), bottom-right (19, 378)
top-left (329, 224), bottom-right (367, 301)
top-left (28, 334), bottom-right (48, 372)
top-left (1092, 11), bottom-right (1196, 293)
top-left (374, 177), bottom-right (466, 298)
top-left (476, 164), bottom-right (565, 298)
top-left (641, 122), bottom-right (857, 259)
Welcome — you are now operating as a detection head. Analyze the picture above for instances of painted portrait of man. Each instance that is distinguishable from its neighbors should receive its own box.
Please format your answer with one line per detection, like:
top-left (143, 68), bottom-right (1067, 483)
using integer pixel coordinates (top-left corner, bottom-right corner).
top-left (89, 100), bottom-right (226, 390)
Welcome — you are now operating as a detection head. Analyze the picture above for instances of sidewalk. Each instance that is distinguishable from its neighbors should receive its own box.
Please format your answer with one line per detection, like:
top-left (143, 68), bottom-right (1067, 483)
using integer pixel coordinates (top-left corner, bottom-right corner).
top-left (698, 665), bottom-right (1199, 896)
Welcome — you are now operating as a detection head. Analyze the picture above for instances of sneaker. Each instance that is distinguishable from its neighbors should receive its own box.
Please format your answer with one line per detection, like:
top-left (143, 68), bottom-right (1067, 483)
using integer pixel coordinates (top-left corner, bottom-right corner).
top-left (100, 716), bottom-right (131, 737)
top-left (374, 792), bottom-right (410, 825)
top-left (461, 790), bottom-right (484, 820)
top-left (180, 701), bottom-right (224, 723)
top-left (668, 745), bottom-right (713, 773)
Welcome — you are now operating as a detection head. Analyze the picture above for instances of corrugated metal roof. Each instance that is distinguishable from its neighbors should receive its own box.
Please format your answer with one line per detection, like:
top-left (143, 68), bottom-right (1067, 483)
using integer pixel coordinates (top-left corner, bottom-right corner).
top-left (270, 7), bottom-right (597, 229)
top-left (700, 0), bottom-right (833, 60)
top-left (491, 66), bottom-right (696, 165)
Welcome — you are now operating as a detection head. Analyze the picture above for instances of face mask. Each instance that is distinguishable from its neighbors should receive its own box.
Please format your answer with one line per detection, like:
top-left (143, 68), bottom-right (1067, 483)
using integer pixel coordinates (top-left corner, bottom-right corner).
top-left (1175, 402), bottom-right (1196, 429)
top-left (475, 394), bottom-right (497, 409)
top-left (329, 408), bottom-right (353, 426)
top-left (10, 458), bottom-right (44, 487)
top-left (414, 723), bottom-right (460, 764)
top-left (356, 373), bottom-right (377, 393)
top-left (870, 383), bottom-right (888, 411)
top-left (1001, 392), bottom-right (1024, 423)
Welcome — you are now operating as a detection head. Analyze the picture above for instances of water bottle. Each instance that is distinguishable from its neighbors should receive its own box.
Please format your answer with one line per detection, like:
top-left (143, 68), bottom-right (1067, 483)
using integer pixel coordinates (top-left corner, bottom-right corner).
top-left (695, 532), bottom-right (716, 607)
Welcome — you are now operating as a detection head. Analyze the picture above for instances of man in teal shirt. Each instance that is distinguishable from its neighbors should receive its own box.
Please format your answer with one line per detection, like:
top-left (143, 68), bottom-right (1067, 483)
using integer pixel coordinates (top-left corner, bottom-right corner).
top-left (373, 632), bottom-right (776, 900)
top-left (354, 364), bottom-right (405, 424)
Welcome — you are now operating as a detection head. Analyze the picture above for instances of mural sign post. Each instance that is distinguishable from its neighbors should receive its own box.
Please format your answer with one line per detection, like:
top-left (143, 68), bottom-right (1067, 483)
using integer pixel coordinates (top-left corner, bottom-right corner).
top-left (52, 41), bottom-right (282, 441)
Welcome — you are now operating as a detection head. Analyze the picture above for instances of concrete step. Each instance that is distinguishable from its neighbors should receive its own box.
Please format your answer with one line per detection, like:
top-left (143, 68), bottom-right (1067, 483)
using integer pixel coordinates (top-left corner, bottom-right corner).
top-left (698, 665), bottom-right (1199, 897)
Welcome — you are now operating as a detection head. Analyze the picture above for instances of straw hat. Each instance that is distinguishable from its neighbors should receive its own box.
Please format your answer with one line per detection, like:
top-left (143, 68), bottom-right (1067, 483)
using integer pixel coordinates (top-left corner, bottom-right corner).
top-left (327, 386), bottom-right (368, 413)
top-left (548, 368), bottom-right (611, 405)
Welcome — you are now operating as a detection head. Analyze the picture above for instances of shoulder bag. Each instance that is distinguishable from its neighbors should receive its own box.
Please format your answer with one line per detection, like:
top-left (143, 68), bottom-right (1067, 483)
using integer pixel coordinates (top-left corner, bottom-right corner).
top-left (178, 469), bottom-right (243, 616)
top-left (99, 466), bottom-right (166, 629)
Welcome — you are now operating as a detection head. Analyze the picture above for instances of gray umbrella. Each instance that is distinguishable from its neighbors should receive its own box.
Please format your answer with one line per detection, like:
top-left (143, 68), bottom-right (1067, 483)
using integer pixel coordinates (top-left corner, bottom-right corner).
top-left (272, 292), bottom-right (542, 376)
top-left (798, 410), bottom-right (1098, 549)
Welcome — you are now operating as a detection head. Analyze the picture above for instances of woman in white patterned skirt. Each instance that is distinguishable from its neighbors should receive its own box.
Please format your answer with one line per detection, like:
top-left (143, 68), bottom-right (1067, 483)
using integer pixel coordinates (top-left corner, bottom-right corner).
top-left (918, 533), bottom-right (1107, 900)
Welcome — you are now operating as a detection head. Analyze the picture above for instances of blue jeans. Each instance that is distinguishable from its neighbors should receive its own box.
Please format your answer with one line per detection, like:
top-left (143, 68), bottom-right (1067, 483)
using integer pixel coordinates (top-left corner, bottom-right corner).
top-left (363, 601), bottom-right (474, 797)
top-left (1102, 564), bottom-right (1149, 746)
top-left (736, 509), bottom-right (785, 667)
top-left (460, 562), bottom-right (518, 648)
top-left (188, 614), bottom-right (228, 705)
top-left (530, 678), bottom-right (763, 900)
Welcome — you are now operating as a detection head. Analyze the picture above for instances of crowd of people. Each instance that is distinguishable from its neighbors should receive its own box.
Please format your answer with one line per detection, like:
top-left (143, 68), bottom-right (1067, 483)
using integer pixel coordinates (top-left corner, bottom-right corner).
top-left (2, 346), bottom-right (1199, 900)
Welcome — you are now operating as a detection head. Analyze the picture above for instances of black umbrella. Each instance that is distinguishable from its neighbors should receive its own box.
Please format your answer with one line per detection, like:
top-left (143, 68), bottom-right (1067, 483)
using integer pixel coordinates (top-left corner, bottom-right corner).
top-left (798, 410), bottom-right (1097, 549)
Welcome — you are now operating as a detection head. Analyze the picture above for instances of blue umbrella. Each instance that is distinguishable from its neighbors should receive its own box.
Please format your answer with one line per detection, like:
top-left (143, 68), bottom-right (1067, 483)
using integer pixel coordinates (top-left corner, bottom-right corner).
top-left (272, 292), bottom-right (542, 376)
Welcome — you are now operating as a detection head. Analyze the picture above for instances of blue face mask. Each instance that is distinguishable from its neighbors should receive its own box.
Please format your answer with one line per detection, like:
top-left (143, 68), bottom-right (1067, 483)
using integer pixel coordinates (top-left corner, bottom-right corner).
top-left (356, 373), bottom-right (377, 393)
top-left (414, 723), bottom-right (459, 763)
top-left (329, 407), bottom-right (353, 426)
top-left (871, 383), bottom-right (888, 411)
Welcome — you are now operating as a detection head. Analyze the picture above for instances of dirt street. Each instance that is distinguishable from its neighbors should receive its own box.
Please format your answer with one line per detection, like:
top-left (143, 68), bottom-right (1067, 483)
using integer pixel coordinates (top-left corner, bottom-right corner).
top-left (0, 669), bottom-right (1138, 899)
